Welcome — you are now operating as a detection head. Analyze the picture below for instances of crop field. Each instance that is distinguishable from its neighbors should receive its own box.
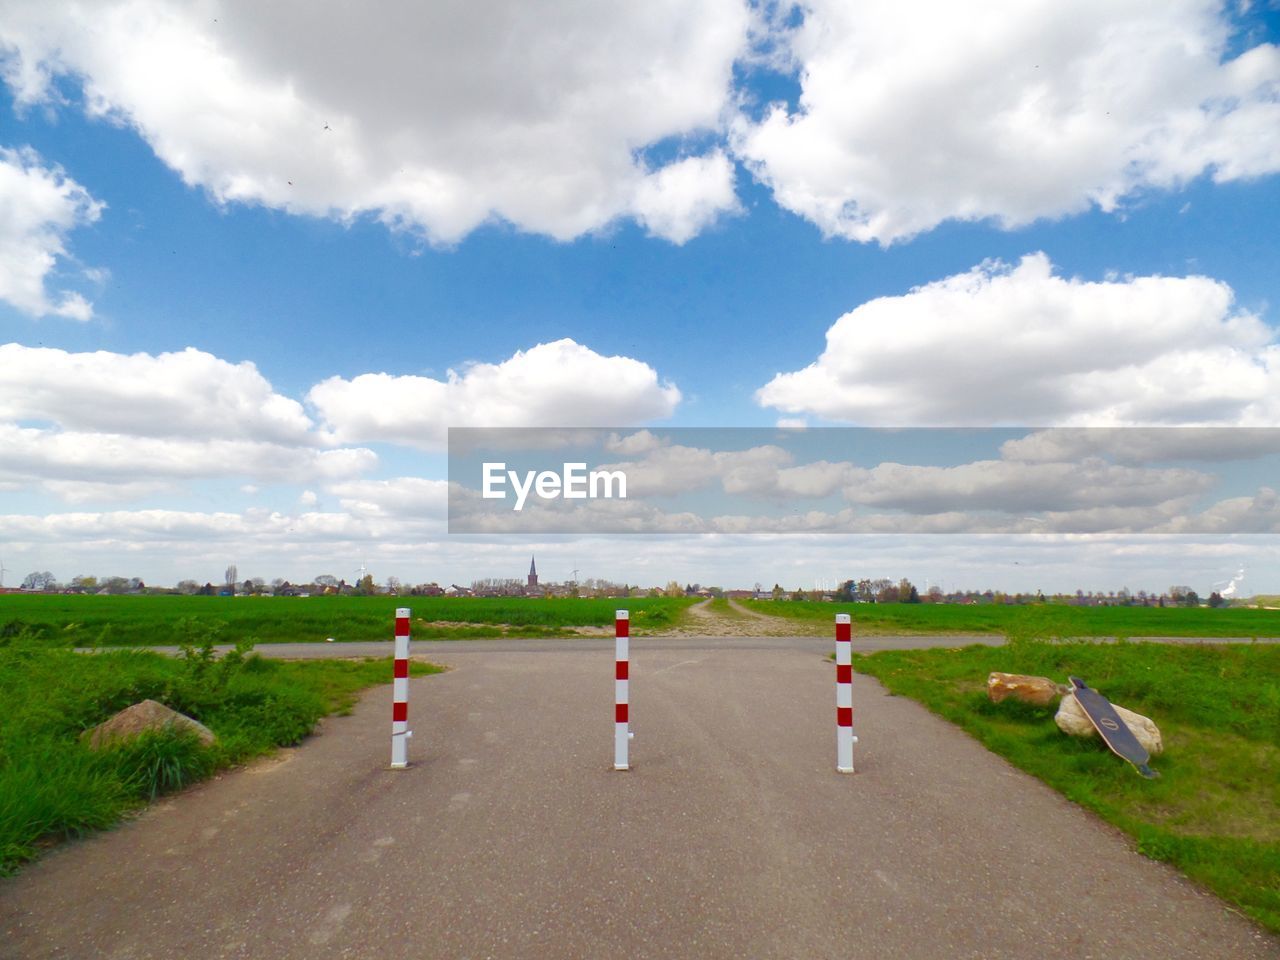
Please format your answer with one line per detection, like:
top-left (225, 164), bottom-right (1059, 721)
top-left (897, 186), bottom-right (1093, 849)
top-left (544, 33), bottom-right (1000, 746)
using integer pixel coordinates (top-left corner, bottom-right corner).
top-left (0, 594), bottom-right (698, 647)
top-left (744, 598), bottom-right (1280, 638)
top-left (854, 640), bottom-right (1280, 932)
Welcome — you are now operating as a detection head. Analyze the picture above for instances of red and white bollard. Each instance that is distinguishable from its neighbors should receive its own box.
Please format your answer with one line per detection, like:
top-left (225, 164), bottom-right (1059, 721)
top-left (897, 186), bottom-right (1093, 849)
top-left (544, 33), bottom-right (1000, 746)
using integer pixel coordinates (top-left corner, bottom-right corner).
top-left (614, 609), bottom-right (631, 770)
top-left (391, 607), bottom-right (412, 769)
top-left (835, 613), bottom-right (858, 773)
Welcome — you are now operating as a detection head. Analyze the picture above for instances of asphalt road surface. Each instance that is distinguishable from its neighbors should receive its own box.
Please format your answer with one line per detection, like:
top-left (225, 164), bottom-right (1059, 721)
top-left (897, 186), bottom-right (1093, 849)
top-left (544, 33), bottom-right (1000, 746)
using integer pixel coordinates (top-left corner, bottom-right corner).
top-left (3, 640), bottom-right (1276, 959)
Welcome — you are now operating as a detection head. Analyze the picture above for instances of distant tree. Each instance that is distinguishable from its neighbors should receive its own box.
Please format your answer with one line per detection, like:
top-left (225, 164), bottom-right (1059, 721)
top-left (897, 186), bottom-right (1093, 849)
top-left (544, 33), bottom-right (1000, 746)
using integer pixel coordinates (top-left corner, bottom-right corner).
top-left (927, 585), bottom-right (944, 602)
top-left (386, 576), bottom-right (402, 594)
top-left (100, 576), bottom-right (130, 594)
top-left (771, 583), bottom-right (784, 601)
top-left (225, 565), bottom-right (238, 591)
top-left (664, 580), bottom-right (683, 598)
top-left (71, 574), bottom-right (98, 592)
top-left (856, 579), bottom-right (874, 602)
top-left (1182, 590), bottom-right (1199, 607)
top-left (792, 589), bottom-right (806, 601)
top-left (315, 574), bottom-right (339, 588)
top-left (176, 579), bottom-right (201, 595)
top-left (1208, 591), bottom-right (1226, 608)
top-left (904, 585), bottom-right (920, 603)
top-left (835, 579), bottom-right (855, 602)
top-left (21, 571), bottom-right (55, 591)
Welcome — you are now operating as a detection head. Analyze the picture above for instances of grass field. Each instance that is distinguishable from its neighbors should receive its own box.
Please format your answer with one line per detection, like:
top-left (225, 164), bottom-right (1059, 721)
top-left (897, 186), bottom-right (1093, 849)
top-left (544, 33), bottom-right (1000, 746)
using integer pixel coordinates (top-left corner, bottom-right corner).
top-left (0, 594), bottom-right (697, 647)
top-left (0, 632), bottom-right (442, 875)
top-left (746, 598), bottom-right (1280, 638)
top-left (854, 640), bottom-right (1280, 933)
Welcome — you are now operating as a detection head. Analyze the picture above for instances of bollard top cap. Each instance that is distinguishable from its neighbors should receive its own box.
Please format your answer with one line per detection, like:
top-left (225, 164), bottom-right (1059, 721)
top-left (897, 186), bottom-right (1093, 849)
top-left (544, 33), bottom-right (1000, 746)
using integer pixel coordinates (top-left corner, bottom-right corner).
top-left (396, 607), bottom-right (411, 618)
top-left (836, 613), bottom-right (851, 624)
top-left (616, 609), bottom-right (629, 619)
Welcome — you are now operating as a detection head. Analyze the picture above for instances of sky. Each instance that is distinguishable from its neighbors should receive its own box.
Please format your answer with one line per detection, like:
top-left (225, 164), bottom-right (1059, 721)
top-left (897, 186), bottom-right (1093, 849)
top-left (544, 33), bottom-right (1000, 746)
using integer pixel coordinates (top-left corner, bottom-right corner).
top-left (1, 0), bottom-right (1279, 595)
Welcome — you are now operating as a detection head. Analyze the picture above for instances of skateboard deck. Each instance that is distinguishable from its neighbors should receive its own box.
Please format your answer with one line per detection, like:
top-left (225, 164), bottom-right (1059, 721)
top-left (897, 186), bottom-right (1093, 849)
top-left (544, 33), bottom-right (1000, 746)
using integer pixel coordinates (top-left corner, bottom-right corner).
top-left (1069, 677), bottom-right (1159, 779)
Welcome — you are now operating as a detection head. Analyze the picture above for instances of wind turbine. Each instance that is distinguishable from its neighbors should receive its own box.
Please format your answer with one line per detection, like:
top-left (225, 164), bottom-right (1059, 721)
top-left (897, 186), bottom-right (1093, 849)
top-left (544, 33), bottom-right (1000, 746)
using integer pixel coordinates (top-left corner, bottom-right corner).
top-left (0, 556), bottom-right (8, 588)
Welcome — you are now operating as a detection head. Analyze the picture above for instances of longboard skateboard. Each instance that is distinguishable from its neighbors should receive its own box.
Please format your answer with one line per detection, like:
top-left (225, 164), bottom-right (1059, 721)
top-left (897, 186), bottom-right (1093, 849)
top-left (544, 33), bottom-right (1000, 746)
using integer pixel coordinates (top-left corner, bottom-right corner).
top-left (1069, 677), bottom-right (1159, 779)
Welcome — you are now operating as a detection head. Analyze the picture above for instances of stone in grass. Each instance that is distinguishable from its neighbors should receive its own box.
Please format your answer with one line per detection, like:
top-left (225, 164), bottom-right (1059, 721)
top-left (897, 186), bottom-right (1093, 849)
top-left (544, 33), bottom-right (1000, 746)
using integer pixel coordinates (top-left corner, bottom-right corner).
top-left (986, 672), bottom-right (1068, 707)
top-left (1055, 692), bottom-right (1163, 755)
top-left (82, 699), bottom-right (216, 751)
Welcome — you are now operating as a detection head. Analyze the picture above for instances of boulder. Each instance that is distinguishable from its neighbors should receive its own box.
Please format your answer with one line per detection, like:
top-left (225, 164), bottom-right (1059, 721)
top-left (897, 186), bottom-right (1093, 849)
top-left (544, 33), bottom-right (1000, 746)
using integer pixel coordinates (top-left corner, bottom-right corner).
top-left (986, 672), bottom-right (1067, 707)
top-left (82, 699), bottom-right (216, 750)
top-left (1055, 693), bottom-right (1162, 755)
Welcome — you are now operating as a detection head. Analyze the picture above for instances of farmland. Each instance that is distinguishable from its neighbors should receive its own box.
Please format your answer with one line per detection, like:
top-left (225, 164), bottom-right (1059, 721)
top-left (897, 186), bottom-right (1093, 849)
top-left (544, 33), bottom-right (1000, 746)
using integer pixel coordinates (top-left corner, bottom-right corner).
top-left (0, 594), bottom-right (698, 647)
top-left (744, 598), bottom-right (1280, 638)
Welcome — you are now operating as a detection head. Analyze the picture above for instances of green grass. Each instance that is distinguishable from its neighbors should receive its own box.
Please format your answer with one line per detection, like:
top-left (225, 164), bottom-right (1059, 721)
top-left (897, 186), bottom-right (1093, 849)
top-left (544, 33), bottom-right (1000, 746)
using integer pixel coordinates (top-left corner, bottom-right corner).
top-left (0, 634), bottom-right (442, 875)
top-left (854, 640), bottom-right (1280, 933)
top-left (0, 594), bottom-right (697, 647)
top-left (746, 598), bottom-right (1280, 637)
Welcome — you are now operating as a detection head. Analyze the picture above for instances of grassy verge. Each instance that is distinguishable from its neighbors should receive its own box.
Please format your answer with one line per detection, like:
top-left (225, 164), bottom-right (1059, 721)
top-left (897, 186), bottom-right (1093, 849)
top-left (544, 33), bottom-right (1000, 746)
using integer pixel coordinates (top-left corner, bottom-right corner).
top-left (1, 594), bottom-right (696, 647)
top-left (854, 640), bottom-right (1280, 933)
top-left (0, 631), bottom-right (441, 876)
top-left (746, 598), bottom-right (1280, 637)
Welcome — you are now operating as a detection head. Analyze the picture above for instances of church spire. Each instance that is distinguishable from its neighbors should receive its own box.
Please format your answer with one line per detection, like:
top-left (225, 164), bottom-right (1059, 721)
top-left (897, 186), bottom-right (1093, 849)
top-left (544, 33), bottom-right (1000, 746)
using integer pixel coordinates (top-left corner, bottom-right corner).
top-left (527, 555), bottom-right (538, 588)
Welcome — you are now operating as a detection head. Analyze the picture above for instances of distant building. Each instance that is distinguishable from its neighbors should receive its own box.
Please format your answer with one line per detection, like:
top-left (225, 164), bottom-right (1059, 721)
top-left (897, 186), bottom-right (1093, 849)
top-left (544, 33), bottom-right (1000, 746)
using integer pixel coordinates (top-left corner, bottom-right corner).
top-left (527, 556), bottom-right (538, 590)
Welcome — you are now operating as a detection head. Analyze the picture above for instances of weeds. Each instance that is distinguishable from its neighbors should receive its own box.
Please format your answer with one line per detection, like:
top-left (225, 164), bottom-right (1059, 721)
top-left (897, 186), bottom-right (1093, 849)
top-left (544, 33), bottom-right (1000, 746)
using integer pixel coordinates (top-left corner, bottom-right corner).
top-left (0, 636), bottom-right (441, 875)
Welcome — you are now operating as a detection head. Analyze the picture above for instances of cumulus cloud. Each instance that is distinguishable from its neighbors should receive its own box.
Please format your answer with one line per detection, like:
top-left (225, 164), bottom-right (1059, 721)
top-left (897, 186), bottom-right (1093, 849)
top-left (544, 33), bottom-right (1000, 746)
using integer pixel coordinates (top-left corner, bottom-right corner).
top-left (757, 253), bottom-right (1279, 426)
top-left (735, 0), bottom-right (1280, 243)
top-left (309, 339), bottom-right (681, 449)
top-left (0, 342), bottom-right (376, 500)
top-left (0, 147), bottom-right (102, 319)
top-left (0, 0), bottom-right (746, 244)
top-left (0, 344), bottom-right (315, 442)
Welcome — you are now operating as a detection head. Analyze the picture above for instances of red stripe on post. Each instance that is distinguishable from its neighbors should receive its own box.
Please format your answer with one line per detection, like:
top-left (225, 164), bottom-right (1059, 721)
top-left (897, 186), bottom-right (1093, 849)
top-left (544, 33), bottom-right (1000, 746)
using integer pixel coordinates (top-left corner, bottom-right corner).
top-left (616, 660), bottom-right (629, 680)
top-left (615, 617), bottom-right (629, 638)
top-left (836, 621), bottom-right (851, 642)
top-left (615, 703), bottom-right (629, 723)
top-left (836, 663), bottom-right (852, 684)
top-left (393, 659), bottom-right (409, 678)
top-left (393, 701), bottom-right (408, 722)
top-left (837, 706), bottom-right (853, 727)
top-left (395, 617), bottom-right (410, 636)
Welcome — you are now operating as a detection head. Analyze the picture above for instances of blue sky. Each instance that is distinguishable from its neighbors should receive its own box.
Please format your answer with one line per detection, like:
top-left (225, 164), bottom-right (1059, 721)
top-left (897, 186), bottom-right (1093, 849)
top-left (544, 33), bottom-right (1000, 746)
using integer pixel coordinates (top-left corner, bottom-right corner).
top-left (2, 1), bottom-right (1280, 594)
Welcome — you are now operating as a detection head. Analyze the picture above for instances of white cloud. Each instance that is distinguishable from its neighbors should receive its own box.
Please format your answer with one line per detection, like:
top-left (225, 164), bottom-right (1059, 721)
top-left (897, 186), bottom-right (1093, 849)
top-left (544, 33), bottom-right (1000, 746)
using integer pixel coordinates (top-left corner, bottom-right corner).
top-left (309, 339), bottom-right (681, 449)
top-left (631, 152), bottom-right (741, 243)
top-left (0, 147), bottom-right (102, 318)
top-left (326, 477), bottom-right (449, 521)
top-left (0, 0), bottom-right (747, 244)
top-left (0, 344), bottom-right (315, 442)
top-left (757, 253), bottom-right (1279, 426)
top-left (734, 0), bottom-right (1280, 243)
top-left (838, 460), bottom-right (1210, 514)
top-left (0, 424), bottom-right (374, 487)
top-left (0, 342), bottom-right (378, 500)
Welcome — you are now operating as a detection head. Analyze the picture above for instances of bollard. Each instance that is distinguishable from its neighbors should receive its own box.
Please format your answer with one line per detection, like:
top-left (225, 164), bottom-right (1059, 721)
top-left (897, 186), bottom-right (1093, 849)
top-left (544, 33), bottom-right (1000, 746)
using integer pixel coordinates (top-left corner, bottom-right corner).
top-left (614, 609), bottom-right (630, 770)
top-left (835, 613), bottom-right (857, 773)
top-left (391, 607), bottom-right (412, 768)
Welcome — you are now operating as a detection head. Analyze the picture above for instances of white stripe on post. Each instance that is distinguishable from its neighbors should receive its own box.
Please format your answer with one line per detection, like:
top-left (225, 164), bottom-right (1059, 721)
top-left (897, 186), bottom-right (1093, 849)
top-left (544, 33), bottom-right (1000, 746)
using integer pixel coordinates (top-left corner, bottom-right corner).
top-left (835, 613), bottom-right (855, 773)
top-left (614, 609), bottom-right (630, 770)
top-left (391, 607), bottom-right (411, 769)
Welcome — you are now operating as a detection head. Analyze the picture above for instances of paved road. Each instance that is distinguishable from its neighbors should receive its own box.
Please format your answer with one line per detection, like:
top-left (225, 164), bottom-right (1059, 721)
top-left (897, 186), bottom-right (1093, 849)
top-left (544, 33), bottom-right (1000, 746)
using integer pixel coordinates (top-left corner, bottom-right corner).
top-left (4, 641), bottom-right (1276, 959)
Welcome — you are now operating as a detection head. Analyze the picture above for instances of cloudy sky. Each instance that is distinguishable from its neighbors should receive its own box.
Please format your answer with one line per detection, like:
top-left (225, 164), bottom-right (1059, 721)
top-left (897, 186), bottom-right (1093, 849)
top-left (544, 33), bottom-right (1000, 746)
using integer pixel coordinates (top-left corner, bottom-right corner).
top-left (1, 0), bottom-right (1279, 594)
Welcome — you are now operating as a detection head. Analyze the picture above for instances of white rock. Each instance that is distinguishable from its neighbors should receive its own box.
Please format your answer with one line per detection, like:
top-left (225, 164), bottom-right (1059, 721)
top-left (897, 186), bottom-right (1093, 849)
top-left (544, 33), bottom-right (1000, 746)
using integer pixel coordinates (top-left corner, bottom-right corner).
top-left (1055, 692), bottom-right (1163, 755)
